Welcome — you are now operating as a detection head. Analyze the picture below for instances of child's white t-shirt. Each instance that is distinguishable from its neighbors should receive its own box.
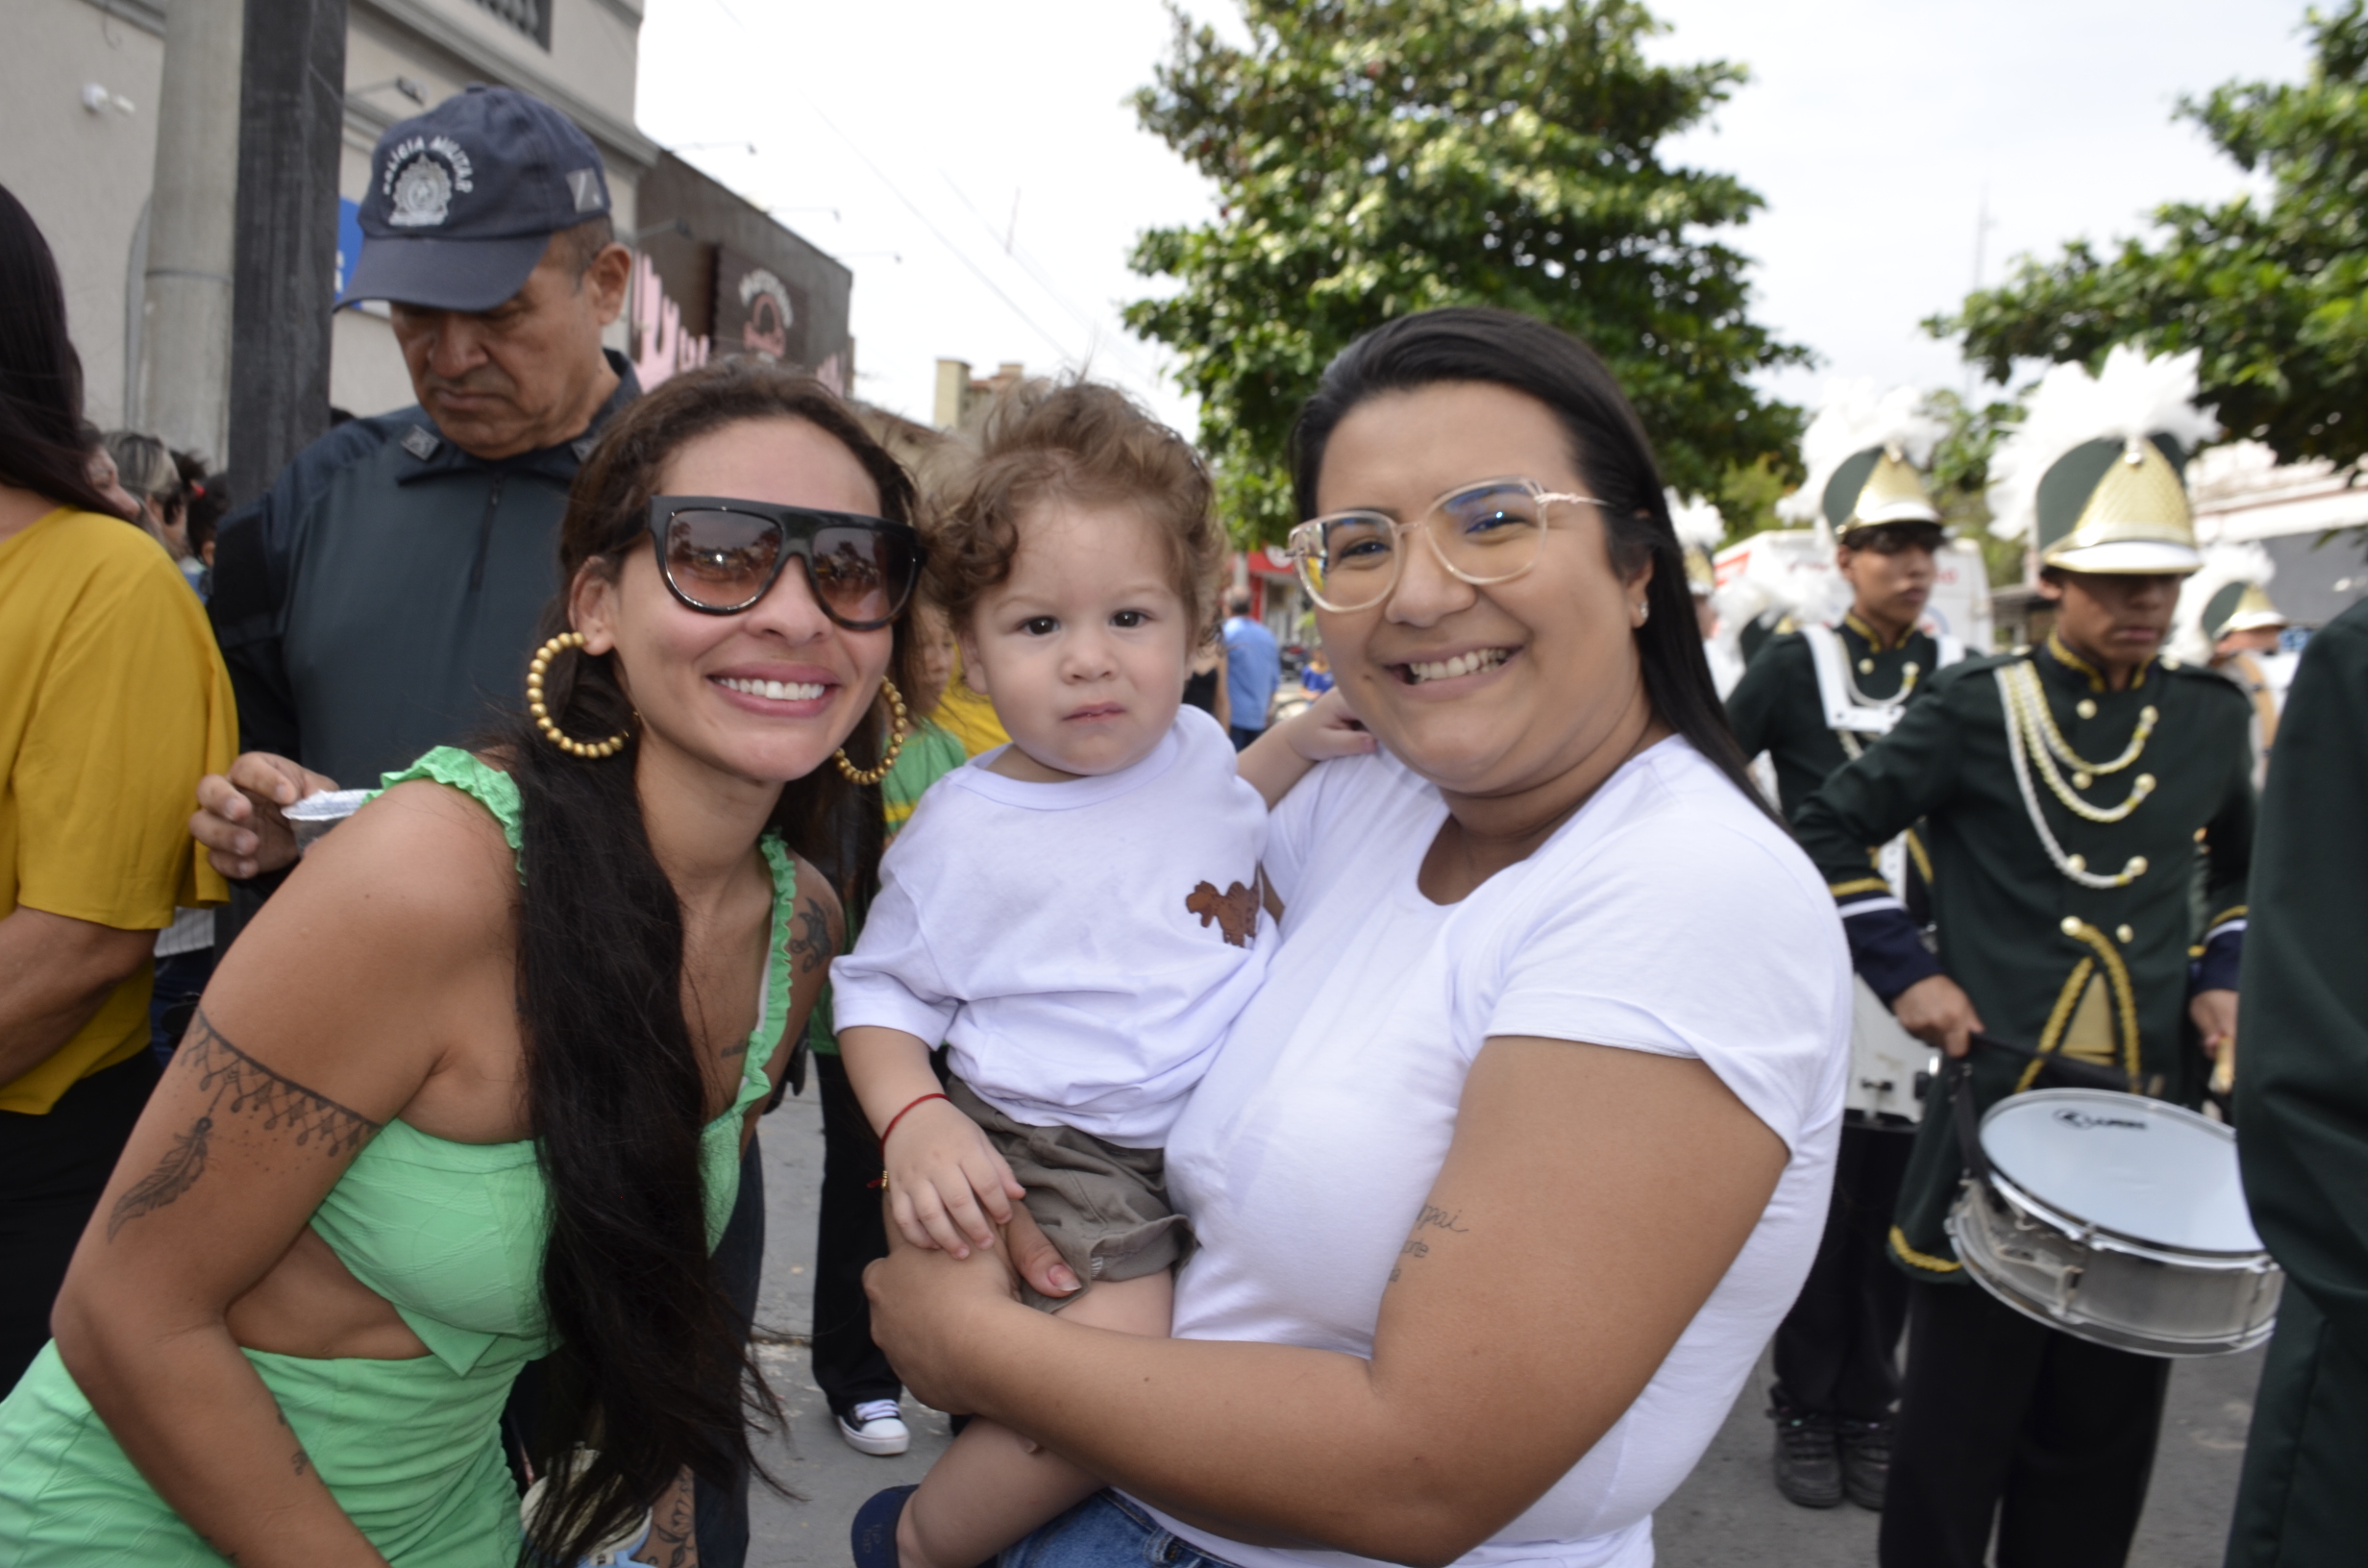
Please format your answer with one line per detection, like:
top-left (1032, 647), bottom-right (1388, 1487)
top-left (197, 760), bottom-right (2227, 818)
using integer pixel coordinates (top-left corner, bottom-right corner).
top-left (828, 705), bottom-right (1270, 1147)
top-left (1138, 737), bottom-right (1849, 1568)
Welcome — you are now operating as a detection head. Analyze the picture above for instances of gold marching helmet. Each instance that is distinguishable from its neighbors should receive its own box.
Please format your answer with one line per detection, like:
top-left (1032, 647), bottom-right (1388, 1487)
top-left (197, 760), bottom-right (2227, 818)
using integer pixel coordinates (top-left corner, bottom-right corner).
top-left (1776, 382), bottom-right (1946, 543)
top-left (1666, 488), bottom-right (1725, 599)
top-left (2208, 580), bottom-right (2288, 639)
top-left (1988, 347), bottom-right (2220, 576)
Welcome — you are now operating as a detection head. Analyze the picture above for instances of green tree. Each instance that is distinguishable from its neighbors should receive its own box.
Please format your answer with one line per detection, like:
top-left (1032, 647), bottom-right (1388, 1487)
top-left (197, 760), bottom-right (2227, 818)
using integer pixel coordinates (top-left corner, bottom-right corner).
top-left (1935, 3), bottom-right (2368, 465)
top-left (1124, 0), bottom-right (1808, 544)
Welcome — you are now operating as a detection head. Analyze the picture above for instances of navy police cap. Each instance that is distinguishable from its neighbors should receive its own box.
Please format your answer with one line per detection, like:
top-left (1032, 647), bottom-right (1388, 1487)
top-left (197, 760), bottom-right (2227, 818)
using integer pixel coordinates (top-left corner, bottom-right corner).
top-left (342, 85), bottom-right (610, 313)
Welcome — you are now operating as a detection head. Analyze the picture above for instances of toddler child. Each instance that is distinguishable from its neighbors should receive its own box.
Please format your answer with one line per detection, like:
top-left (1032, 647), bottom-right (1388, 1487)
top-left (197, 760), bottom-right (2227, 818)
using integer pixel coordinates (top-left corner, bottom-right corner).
top-left (833, 380), bottom-right (1363, 1568)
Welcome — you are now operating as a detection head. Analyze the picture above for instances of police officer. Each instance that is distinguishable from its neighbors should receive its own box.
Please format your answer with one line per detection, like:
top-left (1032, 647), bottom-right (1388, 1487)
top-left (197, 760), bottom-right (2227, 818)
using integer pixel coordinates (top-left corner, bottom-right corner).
top-left (2225, 595), bottom-right (2368, 1567)
top-left (1793, 349), bottom-right (2254, 1568)
top-left (185, 90), bottom-right (765, 1568)
top-left (1727, 390), bottom-right (1963, 1511)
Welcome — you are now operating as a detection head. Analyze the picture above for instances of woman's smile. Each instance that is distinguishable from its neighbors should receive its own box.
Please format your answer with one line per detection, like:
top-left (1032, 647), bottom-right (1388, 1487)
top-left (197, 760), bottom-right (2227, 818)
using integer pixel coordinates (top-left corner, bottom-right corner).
top-left (1391, 645), bottom-right (1520, 687)
top-left (709, 662), bottom-right (838, 715)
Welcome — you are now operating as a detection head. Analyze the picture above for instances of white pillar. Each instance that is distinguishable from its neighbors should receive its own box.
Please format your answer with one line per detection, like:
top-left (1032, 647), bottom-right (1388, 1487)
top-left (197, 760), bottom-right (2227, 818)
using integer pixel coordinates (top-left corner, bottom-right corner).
top-left (141, 0), bottom-right (244, 461)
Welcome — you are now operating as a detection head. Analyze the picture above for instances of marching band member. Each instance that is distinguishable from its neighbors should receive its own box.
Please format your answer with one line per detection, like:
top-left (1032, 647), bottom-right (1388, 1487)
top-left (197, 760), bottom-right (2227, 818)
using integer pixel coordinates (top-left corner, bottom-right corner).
top-left (1669, 490), bottom-right (1744, 698)
top-left (1793, 348), bottom-right (2255, 1568)
top-left (2209, 580), bottom-right (2294, 781)
top-left (1726, 385), bottom-right (1961, 1511)
top-left (2225, 596), bottom-right (2368, 1566)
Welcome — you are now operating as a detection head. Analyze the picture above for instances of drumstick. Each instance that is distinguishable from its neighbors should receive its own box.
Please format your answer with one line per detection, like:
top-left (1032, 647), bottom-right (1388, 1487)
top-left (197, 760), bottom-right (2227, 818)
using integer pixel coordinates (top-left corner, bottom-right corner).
top-left (2209, 1030), bottom-right (2236, 1097)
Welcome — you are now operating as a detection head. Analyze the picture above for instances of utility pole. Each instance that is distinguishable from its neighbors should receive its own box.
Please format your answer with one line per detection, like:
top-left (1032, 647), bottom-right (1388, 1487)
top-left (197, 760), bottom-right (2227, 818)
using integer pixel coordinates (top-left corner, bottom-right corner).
top-left (226, 0), bottom-right (349, 503)
top-left (143, 0), bottom-right (245, 464)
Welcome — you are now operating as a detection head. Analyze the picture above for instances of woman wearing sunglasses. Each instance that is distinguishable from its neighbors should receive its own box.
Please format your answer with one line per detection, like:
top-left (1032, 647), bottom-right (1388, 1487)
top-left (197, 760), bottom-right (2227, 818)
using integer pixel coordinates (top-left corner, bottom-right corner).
top-left (865, 308), bottom-right (1852, 1568)
top-left (0, 361), bottom-right (923, 1567)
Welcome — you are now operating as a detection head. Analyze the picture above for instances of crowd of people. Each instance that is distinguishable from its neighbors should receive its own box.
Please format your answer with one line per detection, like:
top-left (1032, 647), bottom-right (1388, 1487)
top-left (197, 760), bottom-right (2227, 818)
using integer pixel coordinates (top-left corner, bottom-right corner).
top-left (0, 77), bottom-right (2362, 1568)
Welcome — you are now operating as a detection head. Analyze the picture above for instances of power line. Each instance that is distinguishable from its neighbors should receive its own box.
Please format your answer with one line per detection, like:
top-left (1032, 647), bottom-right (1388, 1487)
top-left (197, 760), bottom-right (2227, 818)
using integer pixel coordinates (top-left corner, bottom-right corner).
top-left (807, 108), bottom-right (1077, 366)
top-left (940, 176), bottom-right (1172, 395)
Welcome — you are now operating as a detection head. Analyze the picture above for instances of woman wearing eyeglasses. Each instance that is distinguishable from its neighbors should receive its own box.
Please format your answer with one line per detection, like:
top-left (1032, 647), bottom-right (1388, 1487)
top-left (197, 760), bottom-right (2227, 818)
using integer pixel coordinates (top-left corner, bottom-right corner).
top-left (865, 308), bottom-right (1852, 1568)
top-left (0, 361), bottom-right (925, 1568)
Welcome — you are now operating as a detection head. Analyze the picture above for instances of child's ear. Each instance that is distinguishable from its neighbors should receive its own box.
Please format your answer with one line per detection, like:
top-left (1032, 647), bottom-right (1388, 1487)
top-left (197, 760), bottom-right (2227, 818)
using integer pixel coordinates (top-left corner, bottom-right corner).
top-left (955, 631), bottom-right (988, 697)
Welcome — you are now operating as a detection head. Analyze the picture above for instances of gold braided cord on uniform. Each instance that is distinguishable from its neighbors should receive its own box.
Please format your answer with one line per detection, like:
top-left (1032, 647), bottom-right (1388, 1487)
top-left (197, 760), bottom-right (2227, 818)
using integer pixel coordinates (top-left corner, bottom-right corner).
top-left (1996, 665), bottom-right (2152, 889)
top-left (2016, 956), bottom-right (2098, 1093)
top-left (2030, 638), bottom-right (2158, 778)
top-left (1905, 829), bottom-right (1935, 889)
top-left (2207, 904), bottom-right (2248, 929)
top-left (1889, 1225), bottom-right (1962, 1274)
top-left (2000, 663), bottom-right (2158, 827)
top-left (2047, 920), bottom-right (2143, 1080)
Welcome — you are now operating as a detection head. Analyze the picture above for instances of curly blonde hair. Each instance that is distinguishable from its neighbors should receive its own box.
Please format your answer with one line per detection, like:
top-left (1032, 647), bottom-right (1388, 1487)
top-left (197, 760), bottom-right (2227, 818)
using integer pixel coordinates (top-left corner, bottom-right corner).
top-left (925, 378), bottom-right (1225, 643)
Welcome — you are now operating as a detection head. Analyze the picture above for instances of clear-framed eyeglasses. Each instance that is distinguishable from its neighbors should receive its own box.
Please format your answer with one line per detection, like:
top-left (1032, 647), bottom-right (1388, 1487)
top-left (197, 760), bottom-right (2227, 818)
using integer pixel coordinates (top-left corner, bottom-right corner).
top-left (1286, 477), bottom-right (1607, 613)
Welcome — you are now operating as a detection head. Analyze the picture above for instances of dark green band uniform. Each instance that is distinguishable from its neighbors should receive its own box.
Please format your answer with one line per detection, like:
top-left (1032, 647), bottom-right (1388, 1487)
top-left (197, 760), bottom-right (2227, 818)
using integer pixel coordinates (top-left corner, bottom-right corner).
top-left (1789, 351), bottom-right (2251, 1568)
top-left (1795, 634), bottom-right (2256, 1275)
top-left (2226, 599), bottom-right (2368, 1567)
top-left (1730, 610), bottom-right (1945, 1442)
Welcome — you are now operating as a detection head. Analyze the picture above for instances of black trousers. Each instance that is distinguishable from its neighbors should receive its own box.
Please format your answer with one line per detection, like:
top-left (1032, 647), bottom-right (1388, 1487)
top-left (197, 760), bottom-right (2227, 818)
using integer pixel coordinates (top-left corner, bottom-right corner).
top-left (0, 1051), bottom-right (160, 1393)
top-left (1771, 1123), bottom-right (1914, 1421)
top-left (692, 1136), bottom-right (765, 1568)
top-left (1880, 1280), bottom-right (2170, 1568)
top-left (811, 1052), bottom-right (900, 1416)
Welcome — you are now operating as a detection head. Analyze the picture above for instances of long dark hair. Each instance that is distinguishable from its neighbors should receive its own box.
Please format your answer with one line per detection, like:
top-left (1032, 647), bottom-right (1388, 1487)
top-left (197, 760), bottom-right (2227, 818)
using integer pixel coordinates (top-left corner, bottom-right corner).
top-left (0, 184), bottom-right (126, 520)
top-left (507, 359), bottom-right (922, 1563)
top-left (1289, 306), bottom-right (1773, 820)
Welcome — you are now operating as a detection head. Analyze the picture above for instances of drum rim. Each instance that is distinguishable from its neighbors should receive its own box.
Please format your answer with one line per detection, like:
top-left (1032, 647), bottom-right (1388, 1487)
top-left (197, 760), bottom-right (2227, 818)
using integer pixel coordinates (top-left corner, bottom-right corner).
top-left (1947, 1184), bottom-right (2282, 1357)
top-left (1980, 1165), bottom-right (2276, 1266)
top-left (1976, 1089), bottom-right (2265, 1260)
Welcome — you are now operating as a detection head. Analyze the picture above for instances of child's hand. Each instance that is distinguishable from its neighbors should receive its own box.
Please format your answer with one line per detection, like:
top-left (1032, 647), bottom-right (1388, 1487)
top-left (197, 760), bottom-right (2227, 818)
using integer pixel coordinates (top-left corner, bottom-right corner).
top-left (884, 1099), bottom-right (1029, 1260)
top-left (1284, 689), bottom-right (1376, 764)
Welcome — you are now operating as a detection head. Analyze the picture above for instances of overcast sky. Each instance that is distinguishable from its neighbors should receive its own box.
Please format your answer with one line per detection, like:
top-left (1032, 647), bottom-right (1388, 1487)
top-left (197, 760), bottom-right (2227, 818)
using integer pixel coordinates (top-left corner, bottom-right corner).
top-left (635, 0), bottom-right (2313, 440)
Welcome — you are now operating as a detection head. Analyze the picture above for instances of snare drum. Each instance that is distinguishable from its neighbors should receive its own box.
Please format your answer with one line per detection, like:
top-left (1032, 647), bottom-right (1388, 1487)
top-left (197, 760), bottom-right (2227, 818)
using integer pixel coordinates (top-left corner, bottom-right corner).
top-left (1845, 976), bottom-right (1937, 1128)
top-left (1946, 1089), bottom-right (2282, 1357)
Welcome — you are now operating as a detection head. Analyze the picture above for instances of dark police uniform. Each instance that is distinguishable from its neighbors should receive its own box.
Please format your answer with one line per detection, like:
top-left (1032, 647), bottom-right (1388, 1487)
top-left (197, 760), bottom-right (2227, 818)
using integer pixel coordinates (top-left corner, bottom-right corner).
top-left (1795, 631), bottom-right (2253, 1566)
top-left (2226, 598), bottom-right (2368, 1568)
top-left (209, 355), bottom-right (640, 785)
top-left (1729, 611), bottom-right (1947, 1462)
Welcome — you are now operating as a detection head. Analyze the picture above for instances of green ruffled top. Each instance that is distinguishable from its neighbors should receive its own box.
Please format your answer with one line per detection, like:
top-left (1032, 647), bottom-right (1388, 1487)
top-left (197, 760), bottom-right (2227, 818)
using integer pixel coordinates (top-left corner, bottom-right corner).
top-left (306, 747), bottom-right (797, 1375)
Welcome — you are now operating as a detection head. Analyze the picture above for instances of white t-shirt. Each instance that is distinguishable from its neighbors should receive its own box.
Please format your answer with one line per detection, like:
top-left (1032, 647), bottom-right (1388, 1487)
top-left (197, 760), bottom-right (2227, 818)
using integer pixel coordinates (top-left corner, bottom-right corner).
top-left (829, 705), bottom-right (1270, 1147)
top-left (1140, 737), bottom-right (1849, 1568)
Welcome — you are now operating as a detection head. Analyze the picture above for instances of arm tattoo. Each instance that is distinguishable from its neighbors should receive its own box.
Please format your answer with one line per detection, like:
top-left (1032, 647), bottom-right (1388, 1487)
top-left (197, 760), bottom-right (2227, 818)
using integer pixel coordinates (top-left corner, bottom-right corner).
top-left (789, 901), bottom-right (833, 979)
top-left (108, 1011), bottom-right (382, 1239)
top-left (651, 1473), bottom-right (698, 1566)
top-left (1389, 1206), bottom-right (1470, 1283)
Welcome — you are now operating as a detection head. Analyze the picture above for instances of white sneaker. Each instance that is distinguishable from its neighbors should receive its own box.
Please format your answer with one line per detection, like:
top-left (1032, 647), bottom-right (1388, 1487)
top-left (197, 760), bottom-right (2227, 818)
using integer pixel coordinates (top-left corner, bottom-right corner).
top-left (837, 1399), bottom-right (911, 1457)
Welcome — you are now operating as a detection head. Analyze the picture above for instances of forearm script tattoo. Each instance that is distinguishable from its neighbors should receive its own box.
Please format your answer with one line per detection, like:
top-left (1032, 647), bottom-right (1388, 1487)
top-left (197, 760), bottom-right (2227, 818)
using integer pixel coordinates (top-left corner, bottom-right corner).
top-left (1390, 1204), bottom-right (1471, 1284)
top-left (107, 1011), bottom-right (382, 1240)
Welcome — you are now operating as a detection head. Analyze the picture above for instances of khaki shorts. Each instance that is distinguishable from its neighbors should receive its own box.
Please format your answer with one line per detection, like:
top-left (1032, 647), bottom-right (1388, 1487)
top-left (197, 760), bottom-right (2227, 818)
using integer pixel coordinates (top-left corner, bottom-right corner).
top-left (947, 1077), bottom-right (1192, 1313)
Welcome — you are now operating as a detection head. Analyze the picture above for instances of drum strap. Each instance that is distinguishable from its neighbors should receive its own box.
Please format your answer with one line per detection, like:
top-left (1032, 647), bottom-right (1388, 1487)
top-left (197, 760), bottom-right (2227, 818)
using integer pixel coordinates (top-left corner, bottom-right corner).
top-left (1947, 1057), bottom-right (1991, 1186)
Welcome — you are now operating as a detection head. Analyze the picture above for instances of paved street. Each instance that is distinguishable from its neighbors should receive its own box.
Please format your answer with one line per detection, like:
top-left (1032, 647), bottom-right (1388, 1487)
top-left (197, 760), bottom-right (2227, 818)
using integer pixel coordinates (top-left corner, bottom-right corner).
top-left (745, 1092), bottom-right (2263, 1567)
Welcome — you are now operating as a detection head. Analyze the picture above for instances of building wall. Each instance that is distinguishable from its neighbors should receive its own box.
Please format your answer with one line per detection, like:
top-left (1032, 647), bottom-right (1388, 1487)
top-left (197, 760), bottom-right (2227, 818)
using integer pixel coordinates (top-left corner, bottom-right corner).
top-left (0, 0), bottom-right (168, 432)
top-left (633, 152), bottom-right (851, 393)
top-left (3, 0), bottom-right (653, 441)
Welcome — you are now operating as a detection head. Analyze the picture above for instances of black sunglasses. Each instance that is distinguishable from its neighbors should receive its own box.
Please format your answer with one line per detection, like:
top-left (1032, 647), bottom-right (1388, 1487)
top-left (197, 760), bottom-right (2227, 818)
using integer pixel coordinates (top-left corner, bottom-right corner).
top-left (647, 496), bottom-right (924, 630)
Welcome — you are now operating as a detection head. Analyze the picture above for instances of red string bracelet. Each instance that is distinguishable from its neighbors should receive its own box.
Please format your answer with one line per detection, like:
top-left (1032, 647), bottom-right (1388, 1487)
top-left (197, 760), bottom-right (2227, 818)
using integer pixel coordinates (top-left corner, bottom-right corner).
top-left (877, 1091), bottom-right (950, 1157)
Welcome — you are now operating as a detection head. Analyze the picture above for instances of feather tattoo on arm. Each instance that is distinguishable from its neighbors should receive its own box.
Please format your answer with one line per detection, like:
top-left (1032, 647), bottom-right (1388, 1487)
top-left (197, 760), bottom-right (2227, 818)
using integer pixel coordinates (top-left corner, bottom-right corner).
top-left (107, 1011), bottom-right (383, 1240)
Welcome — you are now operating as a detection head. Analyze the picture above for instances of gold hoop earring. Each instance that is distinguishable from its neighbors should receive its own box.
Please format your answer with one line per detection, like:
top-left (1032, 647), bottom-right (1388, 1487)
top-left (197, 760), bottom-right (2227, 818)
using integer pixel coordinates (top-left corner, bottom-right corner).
top-left (527, 632), bottom-right (631, 759)
top-left (833, 676), bottom-right (910, 786)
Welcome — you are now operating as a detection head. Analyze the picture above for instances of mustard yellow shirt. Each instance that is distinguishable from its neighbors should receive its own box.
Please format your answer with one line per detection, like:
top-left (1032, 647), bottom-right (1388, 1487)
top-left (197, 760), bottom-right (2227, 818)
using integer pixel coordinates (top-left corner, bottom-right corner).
top-left (930, 648), bottom-right (1011, 758)
top-left (1, 509), bottom-right (237, 1113)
